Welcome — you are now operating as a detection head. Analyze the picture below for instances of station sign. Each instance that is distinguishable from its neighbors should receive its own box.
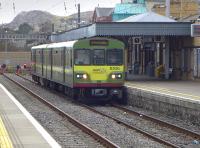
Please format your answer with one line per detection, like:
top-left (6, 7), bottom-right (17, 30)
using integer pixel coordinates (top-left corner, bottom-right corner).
top-left (132, 37), bottom-right (142, 44)
top-left (191, 24), bottom-right (200, 37)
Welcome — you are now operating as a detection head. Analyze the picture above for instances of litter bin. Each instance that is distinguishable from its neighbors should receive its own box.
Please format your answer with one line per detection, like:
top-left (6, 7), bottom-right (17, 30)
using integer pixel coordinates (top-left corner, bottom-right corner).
top-left (155, 65), bottom-right (164, 78)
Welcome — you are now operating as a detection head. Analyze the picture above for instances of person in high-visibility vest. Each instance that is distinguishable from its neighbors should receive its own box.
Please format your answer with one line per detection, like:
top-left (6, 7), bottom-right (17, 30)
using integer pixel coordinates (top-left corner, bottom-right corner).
top-left (155, 65), bottom-right (164, 78)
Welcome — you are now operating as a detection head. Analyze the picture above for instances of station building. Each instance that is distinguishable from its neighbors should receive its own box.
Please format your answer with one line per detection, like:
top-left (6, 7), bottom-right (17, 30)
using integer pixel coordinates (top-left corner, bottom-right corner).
top-left (50, 0), bottom-right (200, 81)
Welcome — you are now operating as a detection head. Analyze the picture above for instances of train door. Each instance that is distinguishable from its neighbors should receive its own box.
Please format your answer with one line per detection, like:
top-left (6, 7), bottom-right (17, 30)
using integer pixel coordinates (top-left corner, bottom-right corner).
top-left (35, 49), bottom-right (43, 76)
top-left (41, 49), bottom-right (44, 76)
top-left (50, 49), bottom-right (53, 80)
top-left (46, 49), bottom-right (51, 80)
top-left (31, 49), bottom-right (36, 73)
top-left (62, 47), bottom-right (66, 83)
top-left (43, 50), bottom-right (48, 78)
top-left (65, 48), bottom-right (73, 87)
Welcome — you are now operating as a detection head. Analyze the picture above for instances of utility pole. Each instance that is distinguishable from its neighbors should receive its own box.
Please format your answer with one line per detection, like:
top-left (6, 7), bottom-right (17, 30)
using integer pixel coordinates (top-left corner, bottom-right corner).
top-left (5, 30), bottom-right (8, 52)
top-left (77, 3), bottom-right (80, 28)
top-left (165, 0), bottom-right (170, 18)
top-left (180, 0), bottom-right (183, 19)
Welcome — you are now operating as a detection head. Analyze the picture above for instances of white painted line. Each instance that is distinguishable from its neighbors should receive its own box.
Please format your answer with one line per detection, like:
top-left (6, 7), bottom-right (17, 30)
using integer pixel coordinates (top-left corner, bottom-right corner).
top-left (0, 84), bottom-right (61, 148)
top-left (125, 85), bottom-right (200, 104)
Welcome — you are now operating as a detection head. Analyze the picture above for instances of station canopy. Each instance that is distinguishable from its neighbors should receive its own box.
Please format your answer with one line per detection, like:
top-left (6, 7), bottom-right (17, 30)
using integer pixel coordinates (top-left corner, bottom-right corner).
top-left (51, 12), bottom-right (191, 42)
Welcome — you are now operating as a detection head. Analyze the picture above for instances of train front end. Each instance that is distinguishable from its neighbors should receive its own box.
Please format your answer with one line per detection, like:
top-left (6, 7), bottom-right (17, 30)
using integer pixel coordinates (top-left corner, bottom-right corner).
top-left (73, 38), bottom-right (125, 102)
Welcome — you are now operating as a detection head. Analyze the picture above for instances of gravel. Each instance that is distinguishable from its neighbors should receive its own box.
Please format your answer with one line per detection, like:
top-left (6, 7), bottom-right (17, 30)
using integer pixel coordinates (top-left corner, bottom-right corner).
top-left (126, 105), bottom-right (200, 134)
top-left (4, 74), bottom-right (167, 148)
top-left (0, 75), bottom-right (104, 148)
top-left (93, 105), bottom-right (199, 148)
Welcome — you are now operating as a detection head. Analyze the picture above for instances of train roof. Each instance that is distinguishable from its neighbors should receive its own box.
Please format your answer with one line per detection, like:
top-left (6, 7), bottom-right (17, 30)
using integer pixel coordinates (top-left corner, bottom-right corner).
top-left (47, 41), bottom-right (77, 48)
top-left (31, 38), bottom-right (124, 50)
top-left (31, 44), bottom-right (49, 49)
top-left (31, 41), bottom-right (77, 50)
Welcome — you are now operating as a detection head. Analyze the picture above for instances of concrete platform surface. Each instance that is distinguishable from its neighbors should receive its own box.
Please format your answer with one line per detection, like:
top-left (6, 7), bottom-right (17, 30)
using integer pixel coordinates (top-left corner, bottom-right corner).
top-left (125, 80), bottom-right (200, 125)
top-left (0, 84), bottom-right (61, 148)
top-left (126, 80), bottom-right (200, 103)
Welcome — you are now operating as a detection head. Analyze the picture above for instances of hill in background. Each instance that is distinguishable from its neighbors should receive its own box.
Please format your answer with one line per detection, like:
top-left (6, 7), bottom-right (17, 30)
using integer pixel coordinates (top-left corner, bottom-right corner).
top-left (5, 10), bottom-right (93, 33)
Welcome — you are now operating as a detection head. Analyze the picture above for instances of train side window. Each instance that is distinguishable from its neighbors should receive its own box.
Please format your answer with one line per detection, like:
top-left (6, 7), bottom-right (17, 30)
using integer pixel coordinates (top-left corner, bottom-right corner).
top-left (70, 49), bottom-right (72, 67)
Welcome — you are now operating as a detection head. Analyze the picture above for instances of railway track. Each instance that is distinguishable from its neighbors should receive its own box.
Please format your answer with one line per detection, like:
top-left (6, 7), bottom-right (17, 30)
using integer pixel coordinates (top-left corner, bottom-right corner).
top-left (112, 104), bottom-right (200, 139)
top-left (82, 104), bottom-right (200, 148)
top-left (3, 74), bottom-right (118, 148)
top-left (6, 74), bottom-right (200, 148)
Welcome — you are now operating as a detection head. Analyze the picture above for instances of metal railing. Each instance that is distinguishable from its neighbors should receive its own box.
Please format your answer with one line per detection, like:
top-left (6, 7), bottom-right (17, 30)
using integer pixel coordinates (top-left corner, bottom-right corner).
top-left (0, 33), bottom-right (47, 40)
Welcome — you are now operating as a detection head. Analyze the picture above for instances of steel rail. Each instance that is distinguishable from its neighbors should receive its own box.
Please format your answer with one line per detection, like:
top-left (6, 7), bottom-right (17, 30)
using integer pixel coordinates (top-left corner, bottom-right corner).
top-left (16, 74), bottom-right (200, 139)
top-left (112, 104), bottom-right (200, 140)
top-left (81, 104), bottom-right (180, 148)
top-left (15, 74), bottom-right (181, 148)
top-left (4, 74), bottom-right (119, 148)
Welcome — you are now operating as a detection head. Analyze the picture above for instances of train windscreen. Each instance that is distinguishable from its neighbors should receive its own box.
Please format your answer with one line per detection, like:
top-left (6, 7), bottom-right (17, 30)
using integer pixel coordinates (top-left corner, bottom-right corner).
top-left (93, 49), bottom-right (105, 65)
top-left (107, 49), bottom-right (123, 65)
top-left (74, 49), bottom-right (90, 65)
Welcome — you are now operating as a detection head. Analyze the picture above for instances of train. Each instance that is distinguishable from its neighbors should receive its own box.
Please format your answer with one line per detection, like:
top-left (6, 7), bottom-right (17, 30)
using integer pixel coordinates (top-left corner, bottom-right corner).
top-left (31, 37), bottom-right (126, 103)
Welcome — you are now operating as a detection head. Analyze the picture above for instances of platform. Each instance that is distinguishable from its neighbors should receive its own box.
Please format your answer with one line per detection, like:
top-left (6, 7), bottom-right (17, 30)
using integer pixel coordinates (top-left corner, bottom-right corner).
top-left (125, 80), bottom-right (200, 125)
top-left (0, 84), bottom-right (61, 148)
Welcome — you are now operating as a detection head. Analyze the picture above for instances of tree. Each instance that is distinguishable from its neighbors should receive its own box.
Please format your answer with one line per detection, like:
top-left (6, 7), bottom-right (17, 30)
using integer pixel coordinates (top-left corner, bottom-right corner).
top-left (17, 23), bottom-right (33, 34)
top-left (39, 21), bottom-right (53, 33)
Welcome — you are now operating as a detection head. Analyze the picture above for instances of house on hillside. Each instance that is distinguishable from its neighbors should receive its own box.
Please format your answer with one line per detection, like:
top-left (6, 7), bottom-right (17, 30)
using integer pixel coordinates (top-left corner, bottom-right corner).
top-left (92, 7), bottom-right (114, 23)
top-left (112, 0), bottom-right (147, 21)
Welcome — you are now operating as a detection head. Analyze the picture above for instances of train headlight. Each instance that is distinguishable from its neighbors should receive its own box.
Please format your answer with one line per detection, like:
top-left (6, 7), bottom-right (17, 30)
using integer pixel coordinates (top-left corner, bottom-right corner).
top-left (111, 73), bottom-right (122, 79)
top-left (76, 73), bottom-right (88, 79)
top-left (111, 74), bottom-right (116, 79)
top-left (83, 74), bottom-right (87, 79)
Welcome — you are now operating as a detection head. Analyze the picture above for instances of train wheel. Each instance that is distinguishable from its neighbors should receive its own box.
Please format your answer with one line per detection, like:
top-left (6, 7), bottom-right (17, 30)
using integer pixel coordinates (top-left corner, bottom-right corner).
top-left (71, 88), bottom-right (79, 100)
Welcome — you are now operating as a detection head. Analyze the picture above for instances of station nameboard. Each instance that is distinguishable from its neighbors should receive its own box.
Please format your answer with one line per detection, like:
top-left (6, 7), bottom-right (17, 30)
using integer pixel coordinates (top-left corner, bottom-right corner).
top-left (191, 24), bottom-right (200, 37)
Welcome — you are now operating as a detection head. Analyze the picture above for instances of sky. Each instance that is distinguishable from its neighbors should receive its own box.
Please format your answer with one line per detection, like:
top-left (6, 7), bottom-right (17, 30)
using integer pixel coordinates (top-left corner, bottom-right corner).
top-left (0, 0), bottom-right (121, 24)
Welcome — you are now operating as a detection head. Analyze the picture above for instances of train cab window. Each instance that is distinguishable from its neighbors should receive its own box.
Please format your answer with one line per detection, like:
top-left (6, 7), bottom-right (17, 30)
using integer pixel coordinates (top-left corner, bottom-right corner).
top-left (107, 49), bottom-right (123, 65)
top-left (74, 49), bottom-right (90, 65)
top-left (93, 49), bottom-right (105, 65)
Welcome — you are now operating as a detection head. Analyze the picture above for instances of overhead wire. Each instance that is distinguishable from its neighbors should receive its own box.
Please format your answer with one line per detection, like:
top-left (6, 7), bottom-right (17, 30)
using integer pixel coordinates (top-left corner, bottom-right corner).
top-left (64, 1), bottom-right (67, 14)
top-left (13, 2), bottom-right (15, 14)
top-left (47, 0), bottom-right (65, 11)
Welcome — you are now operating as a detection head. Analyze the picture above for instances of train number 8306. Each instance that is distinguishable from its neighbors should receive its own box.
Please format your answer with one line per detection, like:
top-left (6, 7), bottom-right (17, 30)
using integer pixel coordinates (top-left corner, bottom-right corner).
top-left (110, 67), bottom-right (120, 70)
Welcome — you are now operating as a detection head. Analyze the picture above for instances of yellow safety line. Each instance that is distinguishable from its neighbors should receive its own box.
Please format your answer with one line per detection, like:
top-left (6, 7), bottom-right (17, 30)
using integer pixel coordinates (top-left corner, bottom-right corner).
top-left (125, 82), bottom-right (173, 92)
top-left (125, 83), bottom-right (200, 101)
top-left (0, 117), bottom-right (13, 148)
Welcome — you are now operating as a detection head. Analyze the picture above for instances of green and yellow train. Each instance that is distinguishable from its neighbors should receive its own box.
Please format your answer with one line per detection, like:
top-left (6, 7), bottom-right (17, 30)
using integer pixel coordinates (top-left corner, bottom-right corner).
top-left (31, 37), bottom-right (126, 102)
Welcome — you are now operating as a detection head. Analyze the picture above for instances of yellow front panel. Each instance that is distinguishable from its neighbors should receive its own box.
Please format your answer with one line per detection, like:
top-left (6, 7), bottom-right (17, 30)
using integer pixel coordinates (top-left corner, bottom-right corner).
top-left (74, 66), bottom-right (124, 81)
